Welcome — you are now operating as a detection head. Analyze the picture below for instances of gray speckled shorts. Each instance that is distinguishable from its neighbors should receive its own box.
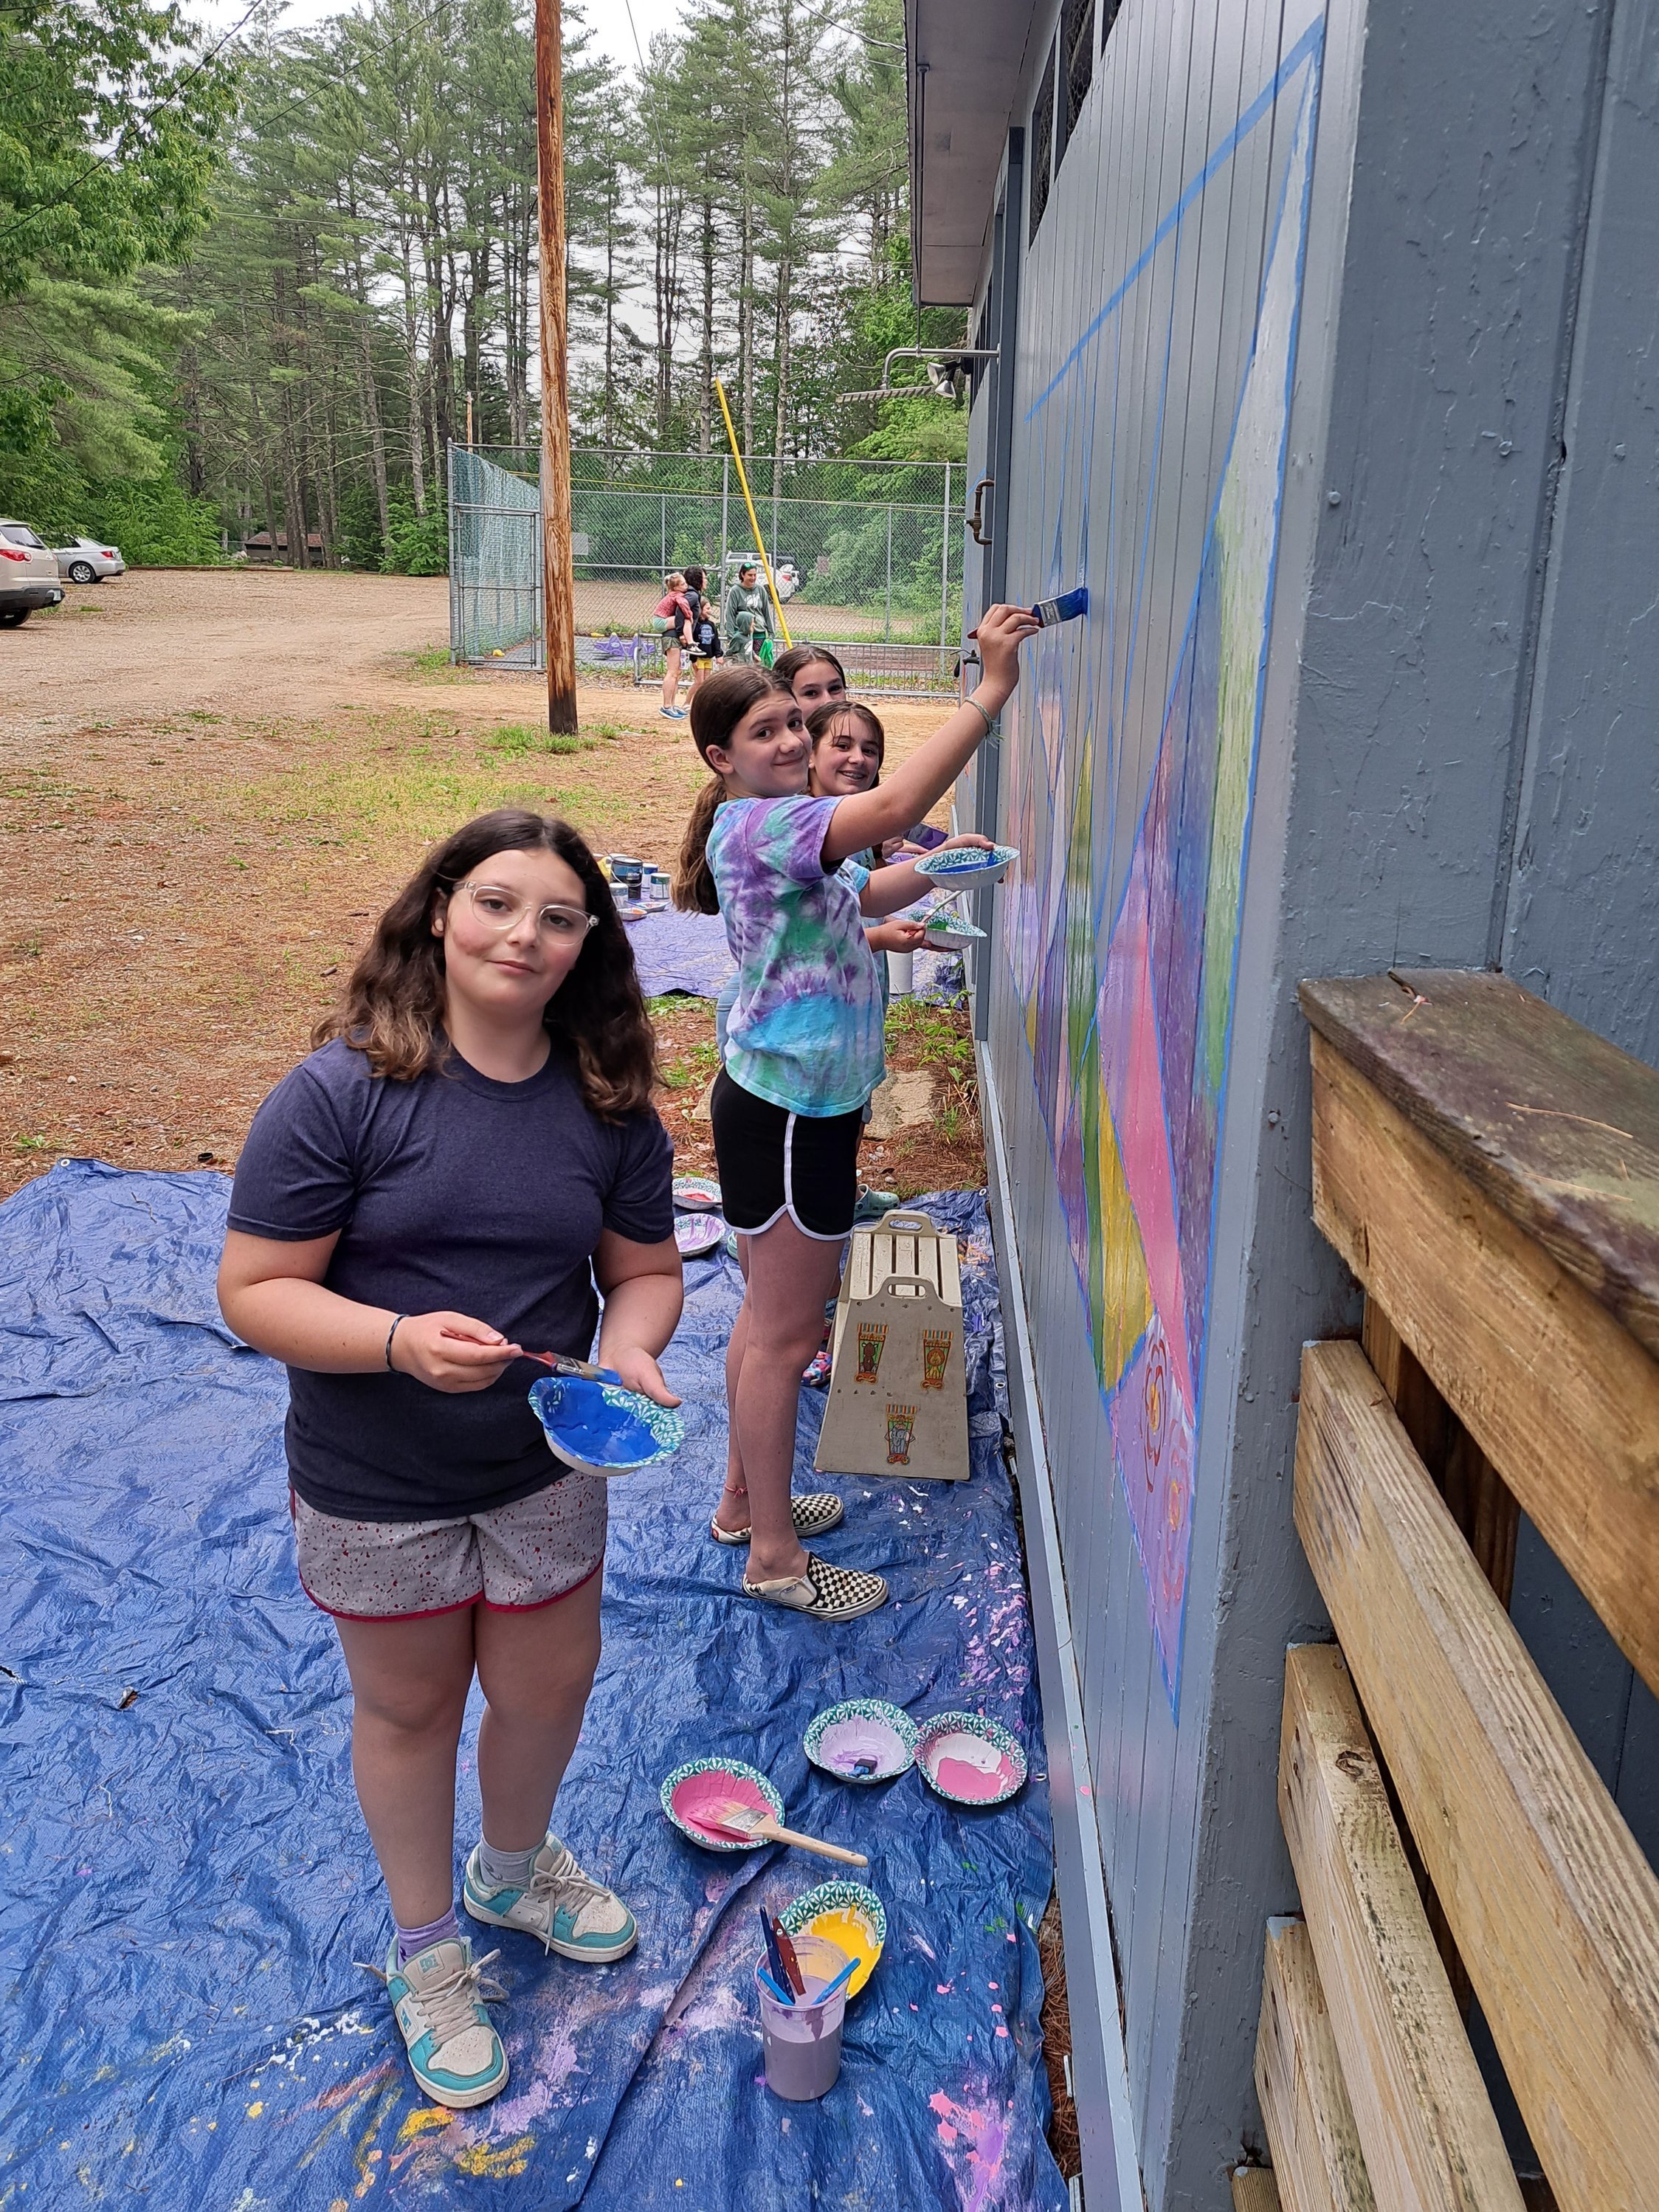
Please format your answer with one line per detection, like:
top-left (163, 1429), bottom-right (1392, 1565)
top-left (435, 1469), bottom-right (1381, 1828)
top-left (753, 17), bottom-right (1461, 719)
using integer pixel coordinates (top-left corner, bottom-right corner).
top-left (290, 1475), bottom-right (607, 1621)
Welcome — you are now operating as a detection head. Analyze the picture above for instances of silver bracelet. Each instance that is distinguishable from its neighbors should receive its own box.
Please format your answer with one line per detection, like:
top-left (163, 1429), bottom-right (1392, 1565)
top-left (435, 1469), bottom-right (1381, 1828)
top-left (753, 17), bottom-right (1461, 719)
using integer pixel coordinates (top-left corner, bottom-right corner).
top-left (384, 1314), bottom-right (407, 1371)
top-left (965, 693), bottom-right (996, 737)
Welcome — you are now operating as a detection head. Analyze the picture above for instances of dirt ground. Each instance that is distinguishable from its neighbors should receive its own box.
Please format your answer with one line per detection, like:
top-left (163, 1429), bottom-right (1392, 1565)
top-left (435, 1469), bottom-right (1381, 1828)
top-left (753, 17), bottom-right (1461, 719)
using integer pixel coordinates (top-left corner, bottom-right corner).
top-left (0, 568), bottom-right (984, 1199)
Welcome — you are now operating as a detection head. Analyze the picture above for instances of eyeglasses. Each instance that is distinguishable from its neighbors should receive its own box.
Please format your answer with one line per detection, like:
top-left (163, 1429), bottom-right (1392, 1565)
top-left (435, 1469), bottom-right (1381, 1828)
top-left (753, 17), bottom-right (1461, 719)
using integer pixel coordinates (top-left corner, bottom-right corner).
top-left (452, 881), bottom-right (598, 940)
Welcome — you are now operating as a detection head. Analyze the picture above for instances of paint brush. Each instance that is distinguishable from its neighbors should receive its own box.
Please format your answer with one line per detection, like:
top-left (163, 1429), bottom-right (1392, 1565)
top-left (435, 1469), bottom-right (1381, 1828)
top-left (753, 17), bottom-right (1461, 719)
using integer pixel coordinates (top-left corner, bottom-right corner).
top-left (1031, 586), bottom-right (1089, 626)
top-left (757, 1964), bottom-right (796, 2007)
top-left (757, 1905), bottom-right (789, 1989)
top-left (815, 1954), bottom-right (858, 2005)
top-left (703, 1798), bottom-right (869, 1867)
top-left (523, 1351), bottom-right (624, 1384)
top-left (772, 1918), bottom-right (807, 1998)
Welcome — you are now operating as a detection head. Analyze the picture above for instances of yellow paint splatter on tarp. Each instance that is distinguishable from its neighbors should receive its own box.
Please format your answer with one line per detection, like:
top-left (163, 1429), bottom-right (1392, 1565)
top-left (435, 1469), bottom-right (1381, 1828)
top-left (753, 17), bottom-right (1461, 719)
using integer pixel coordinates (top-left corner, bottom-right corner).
top-left (245, 2101), bottom-right (263, 2118)
top-left (396, 2106), bottom-right (452, 2144)
top-left (453, 2134), bottom-right (534, 2180)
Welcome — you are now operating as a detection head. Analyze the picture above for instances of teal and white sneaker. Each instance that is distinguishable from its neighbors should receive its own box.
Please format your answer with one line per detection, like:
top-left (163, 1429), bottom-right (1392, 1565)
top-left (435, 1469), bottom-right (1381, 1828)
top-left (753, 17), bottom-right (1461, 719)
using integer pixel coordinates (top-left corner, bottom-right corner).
top-left (383, 1936), bottom-right (508, 2109)
top-left (464, 1838), bottom-right (639, 1964)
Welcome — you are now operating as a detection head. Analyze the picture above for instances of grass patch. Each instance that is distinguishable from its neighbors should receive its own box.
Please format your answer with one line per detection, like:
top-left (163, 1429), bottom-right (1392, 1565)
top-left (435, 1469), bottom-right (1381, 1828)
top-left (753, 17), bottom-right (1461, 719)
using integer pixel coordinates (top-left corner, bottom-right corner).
top-left (659, 1036), bottom-right (720, 1092)
top-left (482, 723), bottom-right (595, 759)
top-left (886, 995), bottom-right (976, 1089)
top-left (406, 643), bottom-right (455, 675)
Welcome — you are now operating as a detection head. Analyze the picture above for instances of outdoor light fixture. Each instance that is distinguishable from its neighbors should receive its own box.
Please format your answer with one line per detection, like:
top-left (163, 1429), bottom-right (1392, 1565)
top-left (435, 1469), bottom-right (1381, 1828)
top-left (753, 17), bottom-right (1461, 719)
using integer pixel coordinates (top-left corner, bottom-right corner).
top-left (837, 345), bottom-right (1000, 404)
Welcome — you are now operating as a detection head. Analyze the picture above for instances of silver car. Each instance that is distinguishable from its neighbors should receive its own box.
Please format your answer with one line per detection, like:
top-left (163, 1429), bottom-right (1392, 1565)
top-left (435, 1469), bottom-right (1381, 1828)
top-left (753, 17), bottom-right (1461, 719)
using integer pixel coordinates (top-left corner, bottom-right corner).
top-left (53, 534), bottom-right (125, 584)
top-left (0, 519), bottom-right (65, 625)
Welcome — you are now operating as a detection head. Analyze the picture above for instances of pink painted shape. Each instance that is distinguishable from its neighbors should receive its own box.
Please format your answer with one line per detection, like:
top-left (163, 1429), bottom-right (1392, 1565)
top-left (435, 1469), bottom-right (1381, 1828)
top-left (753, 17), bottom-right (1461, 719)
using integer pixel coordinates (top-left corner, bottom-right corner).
top-left (1095, 842), bottom-right (1194, 1404)
top-left (928, 1732), bottom-right (1017, 1802)
top-left (670, 1767), bottom-right (770, 1844)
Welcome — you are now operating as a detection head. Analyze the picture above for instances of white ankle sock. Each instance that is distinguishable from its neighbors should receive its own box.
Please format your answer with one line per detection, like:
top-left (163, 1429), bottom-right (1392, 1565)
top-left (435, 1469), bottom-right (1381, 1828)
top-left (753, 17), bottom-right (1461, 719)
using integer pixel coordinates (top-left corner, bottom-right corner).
top-left (476, 1836), bottom-right (539, 1892)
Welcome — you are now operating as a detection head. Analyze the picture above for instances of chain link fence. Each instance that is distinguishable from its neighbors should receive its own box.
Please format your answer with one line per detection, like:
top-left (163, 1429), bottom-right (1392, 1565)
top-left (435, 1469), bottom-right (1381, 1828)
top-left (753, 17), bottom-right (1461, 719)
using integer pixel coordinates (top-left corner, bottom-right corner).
top-left (449, 446), bottom-right (965, 695)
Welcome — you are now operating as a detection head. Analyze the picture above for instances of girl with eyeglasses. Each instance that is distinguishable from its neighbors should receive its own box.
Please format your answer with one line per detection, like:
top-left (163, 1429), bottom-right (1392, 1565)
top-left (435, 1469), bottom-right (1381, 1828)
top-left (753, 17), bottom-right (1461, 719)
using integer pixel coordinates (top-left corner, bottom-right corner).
top-left (218, 808), bottom-right (680, 2112)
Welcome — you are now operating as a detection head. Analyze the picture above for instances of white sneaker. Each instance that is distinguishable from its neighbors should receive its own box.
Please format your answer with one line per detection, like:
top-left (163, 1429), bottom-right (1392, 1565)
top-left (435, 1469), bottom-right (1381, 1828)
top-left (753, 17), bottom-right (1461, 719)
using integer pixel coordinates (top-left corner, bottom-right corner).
top-left (464, 1838), bottom-right (639, 1963)
top-left (382, 1936), bottom-right (507, 2109)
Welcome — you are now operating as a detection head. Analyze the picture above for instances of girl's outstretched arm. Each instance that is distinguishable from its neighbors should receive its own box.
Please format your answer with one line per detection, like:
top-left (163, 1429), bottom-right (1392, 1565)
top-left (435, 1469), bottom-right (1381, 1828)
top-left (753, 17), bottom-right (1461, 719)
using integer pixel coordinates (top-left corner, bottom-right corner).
top-left (820, 603), bottom-right (1038, 865)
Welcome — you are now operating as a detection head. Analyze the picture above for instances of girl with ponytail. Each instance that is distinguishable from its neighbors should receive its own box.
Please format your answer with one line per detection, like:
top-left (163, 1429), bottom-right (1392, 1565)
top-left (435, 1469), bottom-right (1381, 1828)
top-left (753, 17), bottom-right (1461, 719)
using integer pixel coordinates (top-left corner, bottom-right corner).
top-left (680, 610), bottom-right (1039, 1625)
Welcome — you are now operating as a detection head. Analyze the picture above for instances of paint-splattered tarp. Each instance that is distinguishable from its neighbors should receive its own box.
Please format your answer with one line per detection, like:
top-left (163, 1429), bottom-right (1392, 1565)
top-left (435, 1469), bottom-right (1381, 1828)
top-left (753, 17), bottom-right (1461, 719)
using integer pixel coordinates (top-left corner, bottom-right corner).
top-left (0, 1162), bottom-right (1063, 2210)
top-left (625, 903), bottom-right (968, 1007)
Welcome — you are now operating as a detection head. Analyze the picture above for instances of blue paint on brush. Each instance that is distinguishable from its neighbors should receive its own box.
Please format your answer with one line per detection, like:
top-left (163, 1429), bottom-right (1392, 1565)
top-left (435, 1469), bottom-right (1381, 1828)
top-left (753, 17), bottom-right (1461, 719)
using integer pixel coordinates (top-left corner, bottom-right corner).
top-left (1031, 586), bottom-right (1089, 626)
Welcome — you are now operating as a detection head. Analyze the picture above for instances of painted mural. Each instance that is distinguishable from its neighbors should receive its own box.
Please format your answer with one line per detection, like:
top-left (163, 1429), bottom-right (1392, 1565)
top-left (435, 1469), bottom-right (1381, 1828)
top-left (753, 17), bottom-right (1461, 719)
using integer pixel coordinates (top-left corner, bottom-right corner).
top-left (1005, 48), bottom-right (1319, 1703)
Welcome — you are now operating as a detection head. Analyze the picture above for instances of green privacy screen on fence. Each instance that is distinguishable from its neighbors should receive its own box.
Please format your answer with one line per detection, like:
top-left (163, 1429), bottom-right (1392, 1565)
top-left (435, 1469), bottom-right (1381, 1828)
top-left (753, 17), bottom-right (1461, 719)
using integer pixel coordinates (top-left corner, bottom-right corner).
top-left (446, 445), bottom-right (965, 695)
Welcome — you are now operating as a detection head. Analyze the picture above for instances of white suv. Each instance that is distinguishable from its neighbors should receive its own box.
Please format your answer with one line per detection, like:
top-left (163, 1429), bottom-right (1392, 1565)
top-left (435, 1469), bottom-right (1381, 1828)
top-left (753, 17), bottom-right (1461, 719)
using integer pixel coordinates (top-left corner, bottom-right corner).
top-left (0, 520), bottom-right (66, 625)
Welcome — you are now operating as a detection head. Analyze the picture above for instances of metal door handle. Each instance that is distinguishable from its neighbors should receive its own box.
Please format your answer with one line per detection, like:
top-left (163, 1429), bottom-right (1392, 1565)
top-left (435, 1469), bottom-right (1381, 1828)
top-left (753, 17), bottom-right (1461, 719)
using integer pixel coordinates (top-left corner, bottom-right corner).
top-left (968, 475), bottom-right (995, 546)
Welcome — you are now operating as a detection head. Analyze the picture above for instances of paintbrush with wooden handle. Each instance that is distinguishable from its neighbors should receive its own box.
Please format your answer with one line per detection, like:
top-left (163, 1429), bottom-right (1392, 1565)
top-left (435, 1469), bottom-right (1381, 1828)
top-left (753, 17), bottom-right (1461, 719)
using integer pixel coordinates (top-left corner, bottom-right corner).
top-left (703, 1799), bottom-right (868, 1867)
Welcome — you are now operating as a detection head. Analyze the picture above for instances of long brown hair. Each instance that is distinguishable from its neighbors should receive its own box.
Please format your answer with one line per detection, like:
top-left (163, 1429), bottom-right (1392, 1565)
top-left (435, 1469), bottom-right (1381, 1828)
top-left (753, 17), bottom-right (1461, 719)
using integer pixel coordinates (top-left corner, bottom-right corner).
top-left (672, 664), bottom-right (793, 915)
top-left (315, 809), bottom-right (657, 1119)
top-left (773, 642), bottom-right (847, 695)
top-left (807, 697), bottom-right (885, 776)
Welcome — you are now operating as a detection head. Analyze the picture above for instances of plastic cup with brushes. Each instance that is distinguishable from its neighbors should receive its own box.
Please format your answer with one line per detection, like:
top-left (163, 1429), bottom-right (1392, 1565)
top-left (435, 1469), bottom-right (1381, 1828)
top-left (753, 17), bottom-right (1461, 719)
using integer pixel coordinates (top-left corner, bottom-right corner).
top-left (754, 1906), bottom-right (855, 2101)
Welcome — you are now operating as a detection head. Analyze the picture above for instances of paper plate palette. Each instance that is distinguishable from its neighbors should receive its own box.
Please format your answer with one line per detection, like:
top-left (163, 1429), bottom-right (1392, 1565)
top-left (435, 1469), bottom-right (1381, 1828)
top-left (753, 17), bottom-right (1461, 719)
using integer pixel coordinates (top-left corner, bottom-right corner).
top-left (914, 842), bottom-right (1018, 889)
top-left (915, 1712), bottom-right (1027, 1808)
top-left (659, 1757), bottom-right (784, 1851)
top-left (804, 1698), bottom-right (918, 1785)
top-left (672, 1174), bottom-right (722, 1212)
top-left (674, 1212), bottom-right (725, 1258)
top-left (529, 1374), bottom-right (685, 1478)
top-left (779, 1880), bottom-right (887, 1999)
top-left (923, 911), bottom-right (987, 949)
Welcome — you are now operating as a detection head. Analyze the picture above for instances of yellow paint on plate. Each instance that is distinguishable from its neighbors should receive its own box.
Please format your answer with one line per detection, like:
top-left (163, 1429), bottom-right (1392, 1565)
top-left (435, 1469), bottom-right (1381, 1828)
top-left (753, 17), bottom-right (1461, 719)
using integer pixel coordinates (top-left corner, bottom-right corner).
top-left (804, 1904), bottom-right (881, 1996)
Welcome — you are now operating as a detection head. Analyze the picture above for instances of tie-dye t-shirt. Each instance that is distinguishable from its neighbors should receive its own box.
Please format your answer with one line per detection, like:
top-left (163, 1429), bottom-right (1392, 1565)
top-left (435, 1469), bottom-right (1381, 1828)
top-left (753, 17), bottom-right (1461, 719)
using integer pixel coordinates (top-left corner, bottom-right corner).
top-left (706, 793), bottom-right (885, 1116)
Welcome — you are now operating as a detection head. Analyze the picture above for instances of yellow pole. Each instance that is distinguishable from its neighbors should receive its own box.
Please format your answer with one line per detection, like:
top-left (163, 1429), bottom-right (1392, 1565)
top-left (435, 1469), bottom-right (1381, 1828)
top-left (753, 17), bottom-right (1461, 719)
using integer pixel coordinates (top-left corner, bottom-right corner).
top-left (714, 376), bottom-right (792, 652)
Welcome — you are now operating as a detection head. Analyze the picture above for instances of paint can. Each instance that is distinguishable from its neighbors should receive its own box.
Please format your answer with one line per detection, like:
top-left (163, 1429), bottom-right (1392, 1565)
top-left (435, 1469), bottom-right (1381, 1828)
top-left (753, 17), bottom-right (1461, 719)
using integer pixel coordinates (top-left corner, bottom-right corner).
top-left (755, 1933), bottom-right (849, 2101)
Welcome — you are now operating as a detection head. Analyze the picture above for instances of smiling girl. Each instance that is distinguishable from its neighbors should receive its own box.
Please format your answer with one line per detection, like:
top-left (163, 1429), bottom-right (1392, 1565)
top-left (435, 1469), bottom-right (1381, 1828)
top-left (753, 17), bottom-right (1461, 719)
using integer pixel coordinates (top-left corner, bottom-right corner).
top-left (218, 808), bottom-right (681, 2112)
top-left (671, 604), bottom-right (1036, 1621)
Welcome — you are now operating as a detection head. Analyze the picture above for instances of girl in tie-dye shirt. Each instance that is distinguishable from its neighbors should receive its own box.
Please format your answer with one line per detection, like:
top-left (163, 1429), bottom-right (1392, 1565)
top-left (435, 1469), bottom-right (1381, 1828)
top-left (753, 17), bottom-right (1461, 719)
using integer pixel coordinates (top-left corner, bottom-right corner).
top-left (671, 610), bottom-right (1038, 1626)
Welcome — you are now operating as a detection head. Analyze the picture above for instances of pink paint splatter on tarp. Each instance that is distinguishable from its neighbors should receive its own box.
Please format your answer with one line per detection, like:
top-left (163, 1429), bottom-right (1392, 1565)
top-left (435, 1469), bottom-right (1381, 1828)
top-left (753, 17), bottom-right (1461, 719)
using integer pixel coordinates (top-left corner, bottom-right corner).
top-left (669, 1765), bottom-right (770, 1844)
top-left (929, 2088), bottom-right (1013, 2212)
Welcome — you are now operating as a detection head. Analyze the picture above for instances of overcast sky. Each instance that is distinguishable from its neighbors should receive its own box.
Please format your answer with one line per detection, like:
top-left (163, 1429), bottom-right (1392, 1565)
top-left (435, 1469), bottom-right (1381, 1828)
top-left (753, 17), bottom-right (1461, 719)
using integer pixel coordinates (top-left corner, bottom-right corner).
top-left (190, 0), bottom-right (683, 74)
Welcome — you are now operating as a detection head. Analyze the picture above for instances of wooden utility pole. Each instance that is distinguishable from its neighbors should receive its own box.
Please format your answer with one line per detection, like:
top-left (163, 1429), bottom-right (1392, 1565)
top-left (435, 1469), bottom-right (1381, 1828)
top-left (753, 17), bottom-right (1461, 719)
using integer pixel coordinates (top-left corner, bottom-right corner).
top-left (534, 0), bottom-right (578, 733)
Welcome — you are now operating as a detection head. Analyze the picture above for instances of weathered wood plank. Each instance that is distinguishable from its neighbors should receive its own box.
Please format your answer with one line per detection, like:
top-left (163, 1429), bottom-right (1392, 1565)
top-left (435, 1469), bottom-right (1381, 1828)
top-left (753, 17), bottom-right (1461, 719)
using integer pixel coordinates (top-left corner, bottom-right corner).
top-left (1309, 1034), bottom-right (1659, 1695)
top-left (1233, 2169), bottom-right (1285, 2212)
top-left (1278, 1642), bottom-right (1522, 2212)
top-left (1255, 1916), bottom-right (1377, 2212)
top-left (1299, 971), bottom-right (1659, 1360)
top-left (1295, 1340), bottom-right (1659, 2212)
top-left (1361, 1300), bottom-right (1518, 1608)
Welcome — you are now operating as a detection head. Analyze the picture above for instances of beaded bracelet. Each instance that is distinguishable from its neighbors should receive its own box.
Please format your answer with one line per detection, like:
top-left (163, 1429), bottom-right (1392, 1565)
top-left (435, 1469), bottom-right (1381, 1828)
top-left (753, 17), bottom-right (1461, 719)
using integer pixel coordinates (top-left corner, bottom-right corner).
top-left (965, 693), bottom-right (996, 737)
top-left (384, 1314), bottom-right (407, 1371)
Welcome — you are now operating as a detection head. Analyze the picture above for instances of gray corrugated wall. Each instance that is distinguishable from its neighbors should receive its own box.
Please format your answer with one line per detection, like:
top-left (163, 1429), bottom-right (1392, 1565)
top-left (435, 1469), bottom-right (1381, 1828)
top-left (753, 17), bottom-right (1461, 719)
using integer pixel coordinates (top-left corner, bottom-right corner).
top-left (972, 0), bottom-right (1656, 2203)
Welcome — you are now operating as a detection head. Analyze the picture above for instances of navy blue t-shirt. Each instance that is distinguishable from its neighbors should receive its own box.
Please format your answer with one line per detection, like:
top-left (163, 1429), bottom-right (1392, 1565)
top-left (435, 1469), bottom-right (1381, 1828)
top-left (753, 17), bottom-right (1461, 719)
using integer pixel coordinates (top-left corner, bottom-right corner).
top-left (227, 1036), bottom-right (674, 1520)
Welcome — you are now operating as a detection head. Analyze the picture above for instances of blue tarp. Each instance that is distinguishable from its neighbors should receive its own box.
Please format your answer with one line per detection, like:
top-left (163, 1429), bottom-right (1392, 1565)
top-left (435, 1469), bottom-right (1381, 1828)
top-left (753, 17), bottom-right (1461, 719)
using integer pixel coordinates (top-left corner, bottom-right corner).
top-left (1, 1162), bottom-right (1063, 2209)
top-left (625, 904), bottom-right (968, 1008)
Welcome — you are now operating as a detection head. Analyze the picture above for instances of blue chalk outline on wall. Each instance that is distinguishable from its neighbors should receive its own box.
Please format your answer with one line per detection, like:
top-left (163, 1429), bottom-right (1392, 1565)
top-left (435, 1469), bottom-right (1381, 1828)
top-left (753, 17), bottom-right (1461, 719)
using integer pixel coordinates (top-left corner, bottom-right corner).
top-left (1002, 18), bottom-right (1324, 1710)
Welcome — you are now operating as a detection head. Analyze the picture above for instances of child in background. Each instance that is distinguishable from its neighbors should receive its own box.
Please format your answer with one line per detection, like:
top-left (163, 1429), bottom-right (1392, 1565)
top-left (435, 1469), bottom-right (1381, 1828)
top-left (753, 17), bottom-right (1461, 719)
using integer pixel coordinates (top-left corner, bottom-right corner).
top-left (672, 604), bottom-right (1035, 1622)
top-left (652, 572), bottom-right (694, 720)
top-left (772, 642), bottom-right (848, 715)
top-left (682, 566), bottom-right (719, 693)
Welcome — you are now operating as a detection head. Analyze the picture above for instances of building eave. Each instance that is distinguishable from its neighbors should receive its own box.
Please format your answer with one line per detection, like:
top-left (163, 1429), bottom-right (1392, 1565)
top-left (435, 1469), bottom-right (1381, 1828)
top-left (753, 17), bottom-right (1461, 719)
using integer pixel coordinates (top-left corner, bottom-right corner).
top-left (906, 0), bottom-right (1041, 308)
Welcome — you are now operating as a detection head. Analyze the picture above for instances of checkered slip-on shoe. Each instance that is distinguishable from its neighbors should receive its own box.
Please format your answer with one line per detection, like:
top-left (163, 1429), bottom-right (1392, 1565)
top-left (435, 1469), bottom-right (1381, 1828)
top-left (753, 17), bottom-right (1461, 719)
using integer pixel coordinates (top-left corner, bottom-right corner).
top-left (709, 1493), bottom-right (845, 1546)
top-left (742, 1551), bottom-right (888, 1622)
top-left (463, 1839), bottom-right (638, 1964)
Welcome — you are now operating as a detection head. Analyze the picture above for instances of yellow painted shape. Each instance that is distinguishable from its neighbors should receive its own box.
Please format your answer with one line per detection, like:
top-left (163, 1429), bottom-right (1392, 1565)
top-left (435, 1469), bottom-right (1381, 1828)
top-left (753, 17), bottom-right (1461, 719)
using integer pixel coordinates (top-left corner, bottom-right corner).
top-left (804, 1905), bottom-right (881, 1997)
top-left (453, 2133), bottom-right (535, 2179)
top-left (1093, 1088), bottom-right (1152, 1396)
top-left (396, 2106), bottom-right (452, 2146)
top-left (245, 2101), bottom-right (263, 2118)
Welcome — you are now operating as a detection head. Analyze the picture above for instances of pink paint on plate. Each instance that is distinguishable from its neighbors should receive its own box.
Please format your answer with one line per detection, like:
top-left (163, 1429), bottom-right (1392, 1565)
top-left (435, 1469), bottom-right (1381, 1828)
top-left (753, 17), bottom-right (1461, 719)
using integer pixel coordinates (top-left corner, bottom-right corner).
top-left (933, 1748), bottom-right (1016, 1802)
top-left (669, 1766), bottom-right (771, 1844)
